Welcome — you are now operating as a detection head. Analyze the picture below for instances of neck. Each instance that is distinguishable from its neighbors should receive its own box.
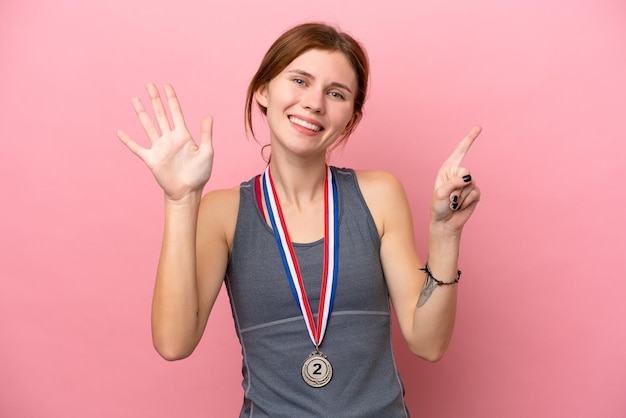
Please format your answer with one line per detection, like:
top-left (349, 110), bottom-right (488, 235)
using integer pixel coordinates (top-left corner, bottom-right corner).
top-left (268, 156), bottom-right (328, 208)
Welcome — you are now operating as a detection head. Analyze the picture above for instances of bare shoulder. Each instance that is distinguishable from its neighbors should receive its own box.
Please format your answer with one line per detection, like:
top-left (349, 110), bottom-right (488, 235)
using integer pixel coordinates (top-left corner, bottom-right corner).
top-left (354, 169), bottom-right (407, 207)
top-left (198, 186), bottom-right (240, 251)
top-left (354, 170), bottom-right (410, 236)
top-left (200, 186), bottom-right (240, 212)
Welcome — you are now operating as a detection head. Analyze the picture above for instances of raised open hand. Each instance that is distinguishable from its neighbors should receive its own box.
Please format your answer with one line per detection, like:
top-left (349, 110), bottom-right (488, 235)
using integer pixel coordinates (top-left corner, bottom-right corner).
top-left (117, 83), bottom-right (214, 201)
top-left (430, 126), bottom-right (482, 232)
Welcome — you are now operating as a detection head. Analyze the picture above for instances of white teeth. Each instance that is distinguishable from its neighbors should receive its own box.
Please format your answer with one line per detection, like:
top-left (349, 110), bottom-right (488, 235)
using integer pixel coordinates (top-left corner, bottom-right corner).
top-left (289, 116), bottom-right (322, 132)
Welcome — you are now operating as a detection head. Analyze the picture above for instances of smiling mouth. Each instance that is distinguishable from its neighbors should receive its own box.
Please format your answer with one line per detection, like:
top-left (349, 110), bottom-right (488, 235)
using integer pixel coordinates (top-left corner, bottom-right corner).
top-left (289, 116), bottom-right (323, 132)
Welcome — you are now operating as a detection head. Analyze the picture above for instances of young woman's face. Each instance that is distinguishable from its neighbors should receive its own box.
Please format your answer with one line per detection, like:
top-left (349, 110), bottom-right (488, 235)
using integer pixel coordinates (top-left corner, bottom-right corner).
top-left (255, 49), bottom-right (358, 157)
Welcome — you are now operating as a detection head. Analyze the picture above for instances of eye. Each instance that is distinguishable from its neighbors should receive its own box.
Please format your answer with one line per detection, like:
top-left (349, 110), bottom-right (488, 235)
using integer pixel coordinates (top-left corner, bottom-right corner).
top-left (328, 91), bottom-right (345, 100)
top-left (293, 78), bottom-right (306, 86)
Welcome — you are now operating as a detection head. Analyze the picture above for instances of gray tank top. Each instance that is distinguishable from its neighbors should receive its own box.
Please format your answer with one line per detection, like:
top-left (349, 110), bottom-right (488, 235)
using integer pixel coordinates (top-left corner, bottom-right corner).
top-left (225, 167), bottom-right (409, 417)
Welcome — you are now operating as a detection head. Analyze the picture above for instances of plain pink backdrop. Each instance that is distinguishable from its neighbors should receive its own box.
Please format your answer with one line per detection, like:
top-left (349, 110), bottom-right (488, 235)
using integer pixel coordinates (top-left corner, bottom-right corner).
top-left (1, 0), bottom-right (624, 417)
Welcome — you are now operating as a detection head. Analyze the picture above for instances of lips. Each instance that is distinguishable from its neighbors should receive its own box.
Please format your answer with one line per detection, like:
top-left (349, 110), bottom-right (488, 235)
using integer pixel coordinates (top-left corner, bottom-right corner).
top-left (289, 116), bottom-right (323, 132)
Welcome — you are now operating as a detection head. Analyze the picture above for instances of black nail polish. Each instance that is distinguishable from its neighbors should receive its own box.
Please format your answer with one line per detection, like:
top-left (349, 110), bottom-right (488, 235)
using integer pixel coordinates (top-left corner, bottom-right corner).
top-left (451, 203), bottom-right (458, 210)
top-left (463, 175), bottom-right (472, 183)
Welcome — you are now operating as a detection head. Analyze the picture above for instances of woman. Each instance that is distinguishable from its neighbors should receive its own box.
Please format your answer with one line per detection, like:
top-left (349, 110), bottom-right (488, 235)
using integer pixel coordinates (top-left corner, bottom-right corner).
top-left (118, 22), bottom-right (480, 417)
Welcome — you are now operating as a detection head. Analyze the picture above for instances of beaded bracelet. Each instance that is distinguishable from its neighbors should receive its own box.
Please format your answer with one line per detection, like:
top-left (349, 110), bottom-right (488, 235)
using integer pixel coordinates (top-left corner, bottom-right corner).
top-left (419, 263), bottom-right (461, 286)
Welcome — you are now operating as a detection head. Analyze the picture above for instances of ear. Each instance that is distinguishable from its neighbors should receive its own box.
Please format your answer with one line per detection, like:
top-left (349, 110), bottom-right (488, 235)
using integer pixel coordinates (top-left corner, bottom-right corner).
top-left (254, 84), bottom-right (269, 109)
top-left (343, 111), bottom-right (362, 136)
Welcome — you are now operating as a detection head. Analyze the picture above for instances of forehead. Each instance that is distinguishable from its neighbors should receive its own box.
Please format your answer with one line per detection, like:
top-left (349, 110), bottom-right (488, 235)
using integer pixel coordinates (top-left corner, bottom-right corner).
top-left (283, 49), bottom-right (357, 89)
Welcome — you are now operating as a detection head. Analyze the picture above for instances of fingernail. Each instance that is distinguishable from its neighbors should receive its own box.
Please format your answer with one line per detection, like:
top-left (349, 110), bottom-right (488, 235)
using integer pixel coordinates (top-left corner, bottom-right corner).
top-left (463, 175), bottom-right (472, 183)
top-left (452, 195), bottom-right (458, 203)
top-left (451, 203), bottom-right (458, 210)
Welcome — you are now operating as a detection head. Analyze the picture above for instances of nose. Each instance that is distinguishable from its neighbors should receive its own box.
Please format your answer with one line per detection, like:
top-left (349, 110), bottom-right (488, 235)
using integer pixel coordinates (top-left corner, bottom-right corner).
top-left (301, 88), bottom-right (325, 114)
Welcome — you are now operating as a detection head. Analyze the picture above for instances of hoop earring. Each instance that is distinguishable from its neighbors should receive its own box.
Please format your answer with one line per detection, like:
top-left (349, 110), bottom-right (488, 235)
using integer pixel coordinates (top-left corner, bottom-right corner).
top-left (261, 144), bottom-right (271, 164)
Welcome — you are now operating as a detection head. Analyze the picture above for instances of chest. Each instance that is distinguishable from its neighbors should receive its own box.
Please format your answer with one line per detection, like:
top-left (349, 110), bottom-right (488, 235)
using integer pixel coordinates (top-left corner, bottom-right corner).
top-left (227, 171), bottom-right (389, 329)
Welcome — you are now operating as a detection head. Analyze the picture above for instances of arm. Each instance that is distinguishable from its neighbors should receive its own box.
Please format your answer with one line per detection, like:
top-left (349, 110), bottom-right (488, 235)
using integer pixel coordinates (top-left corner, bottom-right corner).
top-left (151, 190), bottom-right (234, 361)
top-left (359, 126), bottom-right (481, 362)
top-left (117, 83), bottom-right (230, 360)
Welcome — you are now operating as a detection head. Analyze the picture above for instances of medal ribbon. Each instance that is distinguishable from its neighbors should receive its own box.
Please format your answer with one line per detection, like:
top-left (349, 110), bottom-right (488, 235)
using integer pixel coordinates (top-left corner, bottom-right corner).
top-left (262, 165), bottom-right (339, 348)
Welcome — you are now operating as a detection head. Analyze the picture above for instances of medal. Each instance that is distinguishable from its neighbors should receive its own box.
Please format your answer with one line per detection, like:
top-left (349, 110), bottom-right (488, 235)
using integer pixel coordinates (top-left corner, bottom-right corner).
top-left (262, 165), bottom-right (339, 388)
top-left (301, 350), bottom-right (333, 388)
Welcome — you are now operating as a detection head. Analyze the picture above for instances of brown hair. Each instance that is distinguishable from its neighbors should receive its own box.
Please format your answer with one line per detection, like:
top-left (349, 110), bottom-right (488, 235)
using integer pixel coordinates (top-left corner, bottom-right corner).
top-left (244, 22), bottom-right (369, 145)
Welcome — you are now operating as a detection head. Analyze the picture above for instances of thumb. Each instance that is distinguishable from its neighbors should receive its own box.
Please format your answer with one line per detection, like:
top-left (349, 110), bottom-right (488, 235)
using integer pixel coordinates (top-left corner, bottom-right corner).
top-left (200, 116), bottom-right (214, 150)
top-left (435, 170), bottom-right (472, 202)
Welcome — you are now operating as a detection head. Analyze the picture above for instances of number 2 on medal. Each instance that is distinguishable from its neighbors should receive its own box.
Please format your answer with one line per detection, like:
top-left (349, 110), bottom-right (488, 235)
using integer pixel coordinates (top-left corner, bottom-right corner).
top-left (312, 362), bottom-right (322, 375)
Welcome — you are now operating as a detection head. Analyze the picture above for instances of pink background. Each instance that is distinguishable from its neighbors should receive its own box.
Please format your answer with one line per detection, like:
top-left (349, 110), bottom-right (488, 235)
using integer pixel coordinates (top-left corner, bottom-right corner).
top-left (1, 0), bottom-right (624, 417)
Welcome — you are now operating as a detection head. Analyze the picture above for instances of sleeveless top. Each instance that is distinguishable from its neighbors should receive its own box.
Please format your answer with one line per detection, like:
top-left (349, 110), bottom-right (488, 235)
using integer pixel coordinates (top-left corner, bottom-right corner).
top-left (225, 167), bottom-right (409, 418)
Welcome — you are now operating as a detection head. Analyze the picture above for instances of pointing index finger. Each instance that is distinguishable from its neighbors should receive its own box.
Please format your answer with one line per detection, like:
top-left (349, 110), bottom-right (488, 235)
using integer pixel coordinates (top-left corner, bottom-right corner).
top-left (447, 125), bottom-right (482, 167)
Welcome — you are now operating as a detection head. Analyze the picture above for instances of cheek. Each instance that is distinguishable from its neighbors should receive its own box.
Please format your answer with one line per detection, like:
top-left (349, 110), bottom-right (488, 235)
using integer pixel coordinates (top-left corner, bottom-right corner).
top-left (336, 106), bottom-right (356, 129)
top-left (267, 89), bottom-right (299, 115)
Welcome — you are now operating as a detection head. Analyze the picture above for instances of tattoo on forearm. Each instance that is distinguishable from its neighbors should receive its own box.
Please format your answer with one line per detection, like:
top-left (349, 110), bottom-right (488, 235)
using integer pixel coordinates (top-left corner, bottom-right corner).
top-left (417, 274), bottom-right (437, 307)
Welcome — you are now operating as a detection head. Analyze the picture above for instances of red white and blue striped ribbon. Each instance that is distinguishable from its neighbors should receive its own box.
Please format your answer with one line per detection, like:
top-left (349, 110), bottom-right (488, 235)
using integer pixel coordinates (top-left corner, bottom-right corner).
top-left (262, 165), bottom-right (339, 348)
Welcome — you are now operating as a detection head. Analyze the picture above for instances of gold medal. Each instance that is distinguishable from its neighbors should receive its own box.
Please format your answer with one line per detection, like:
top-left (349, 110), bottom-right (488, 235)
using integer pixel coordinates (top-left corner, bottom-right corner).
top-left (301, 351), bottom-right (333, 388)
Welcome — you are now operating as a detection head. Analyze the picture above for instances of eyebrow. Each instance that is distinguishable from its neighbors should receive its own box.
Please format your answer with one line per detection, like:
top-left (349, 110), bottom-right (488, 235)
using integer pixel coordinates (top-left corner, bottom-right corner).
top-left (286, 69), bottom-right (353, 94)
